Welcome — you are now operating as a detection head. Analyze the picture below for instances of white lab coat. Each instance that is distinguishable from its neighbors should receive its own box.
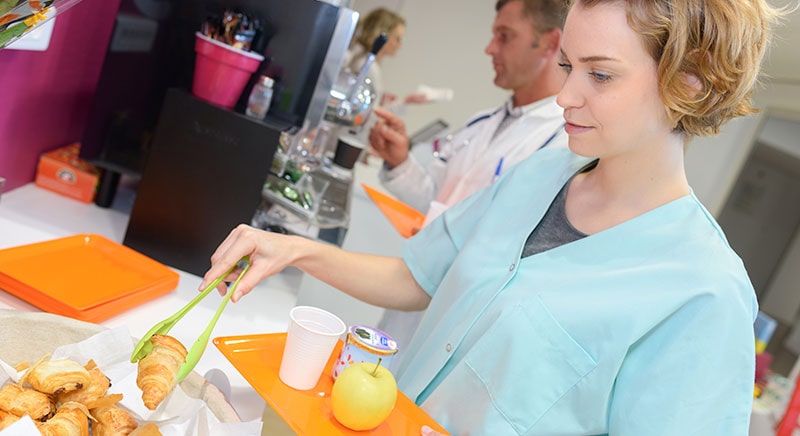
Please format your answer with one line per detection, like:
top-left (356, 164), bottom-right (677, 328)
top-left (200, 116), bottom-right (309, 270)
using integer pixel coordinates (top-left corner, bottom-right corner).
top-left (377, 96), bottom-right (567, 365)
top-left (379, 96), bottom-right (566, 218)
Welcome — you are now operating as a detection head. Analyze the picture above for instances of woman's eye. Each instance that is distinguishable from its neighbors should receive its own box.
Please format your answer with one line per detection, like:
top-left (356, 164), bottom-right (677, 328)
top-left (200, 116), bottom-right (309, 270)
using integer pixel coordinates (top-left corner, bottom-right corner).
top-left (589, 71), bottom-right (611, 83)
top-left (557, 62), bottom-right (572, 73)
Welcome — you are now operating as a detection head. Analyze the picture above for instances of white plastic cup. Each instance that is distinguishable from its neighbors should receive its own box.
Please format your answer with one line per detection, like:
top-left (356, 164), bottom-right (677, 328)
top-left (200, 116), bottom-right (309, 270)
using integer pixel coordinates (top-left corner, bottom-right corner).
top-left (279, 306), bottom-right (346, 390)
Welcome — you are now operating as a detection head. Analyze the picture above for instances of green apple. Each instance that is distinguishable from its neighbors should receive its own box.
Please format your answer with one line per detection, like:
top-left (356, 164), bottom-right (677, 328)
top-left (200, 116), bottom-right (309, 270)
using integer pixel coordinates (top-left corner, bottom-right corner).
top-left (331, 360), bottom-right (398, 431)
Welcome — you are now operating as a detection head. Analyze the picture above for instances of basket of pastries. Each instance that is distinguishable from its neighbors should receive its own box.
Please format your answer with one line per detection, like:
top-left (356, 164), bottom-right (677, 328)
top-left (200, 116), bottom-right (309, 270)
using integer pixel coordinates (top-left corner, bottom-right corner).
top-left (0, 310), bottom-right (242, 434)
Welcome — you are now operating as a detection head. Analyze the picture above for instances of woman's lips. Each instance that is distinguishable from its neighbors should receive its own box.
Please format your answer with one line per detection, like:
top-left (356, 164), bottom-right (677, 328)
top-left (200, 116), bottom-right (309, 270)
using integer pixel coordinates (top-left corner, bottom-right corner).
top-left (565, 122), bottom-right (592, 135)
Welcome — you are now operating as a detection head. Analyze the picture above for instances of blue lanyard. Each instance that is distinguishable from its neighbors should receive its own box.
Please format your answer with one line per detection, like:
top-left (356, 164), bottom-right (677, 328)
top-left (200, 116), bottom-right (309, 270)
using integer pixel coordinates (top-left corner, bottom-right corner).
top-left (493, 123), bottom-right (565, 182)
top-left (537, 123), bottom-right (566, 151)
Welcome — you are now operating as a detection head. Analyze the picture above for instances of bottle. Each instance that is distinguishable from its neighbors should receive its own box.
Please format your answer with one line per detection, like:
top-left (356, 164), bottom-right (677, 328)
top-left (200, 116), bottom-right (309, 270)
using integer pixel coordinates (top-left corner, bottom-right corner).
top-left (325, 34), bottom-right (387, 129)
top-left (246, 75), bottom-right (274, 120)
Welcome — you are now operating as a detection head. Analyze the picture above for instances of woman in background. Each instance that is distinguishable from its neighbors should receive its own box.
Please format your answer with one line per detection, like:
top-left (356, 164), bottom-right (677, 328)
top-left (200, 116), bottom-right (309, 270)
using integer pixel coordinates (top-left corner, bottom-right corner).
top-left (344, 7), bottom-right (427, 108)
top-left (203, 0), bottom-right (782, 433)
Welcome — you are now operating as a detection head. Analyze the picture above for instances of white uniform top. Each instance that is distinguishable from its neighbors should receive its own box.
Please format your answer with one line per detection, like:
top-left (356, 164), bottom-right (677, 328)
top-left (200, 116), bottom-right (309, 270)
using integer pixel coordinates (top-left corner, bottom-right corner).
top-left (377, 96), bottom-right (567, 363)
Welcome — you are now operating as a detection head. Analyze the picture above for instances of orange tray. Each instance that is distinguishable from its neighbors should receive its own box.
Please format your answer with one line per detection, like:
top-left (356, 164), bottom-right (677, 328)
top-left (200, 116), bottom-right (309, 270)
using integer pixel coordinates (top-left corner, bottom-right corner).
top-left (361, 184), bottom-right (425, 238)
top-left (0, 234), bottom-right (179, 322)
top-left (214, 333), bottom-right (450, 435)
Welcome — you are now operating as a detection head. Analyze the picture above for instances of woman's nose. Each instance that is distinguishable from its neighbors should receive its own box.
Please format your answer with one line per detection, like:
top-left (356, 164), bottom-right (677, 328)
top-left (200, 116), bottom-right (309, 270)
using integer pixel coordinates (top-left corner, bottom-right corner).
top-left (556, 74), bottom-right (580, 110)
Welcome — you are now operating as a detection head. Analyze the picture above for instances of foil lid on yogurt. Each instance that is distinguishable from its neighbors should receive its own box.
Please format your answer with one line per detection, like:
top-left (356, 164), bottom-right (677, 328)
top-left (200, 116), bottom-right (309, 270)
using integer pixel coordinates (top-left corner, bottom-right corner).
top-left (349, 325), bottom-right (398, 354)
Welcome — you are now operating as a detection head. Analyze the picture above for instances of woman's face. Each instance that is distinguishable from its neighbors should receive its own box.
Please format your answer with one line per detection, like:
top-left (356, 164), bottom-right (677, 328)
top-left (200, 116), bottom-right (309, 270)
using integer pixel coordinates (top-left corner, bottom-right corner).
top-left (556, 1), bottom-right (673, 159)
top-left (380, 24), bottom-right (405, 57)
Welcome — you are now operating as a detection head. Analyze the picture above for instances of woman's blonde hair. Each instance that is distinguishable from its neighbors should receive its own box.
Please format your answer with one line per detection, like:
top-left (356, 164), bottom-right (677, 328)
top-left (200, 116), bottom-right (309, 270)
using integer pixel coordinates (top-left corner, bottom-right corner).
top-left (576, 0), bottom-right (783, 136)
top-left (354, 8), bottom-right (406, 53)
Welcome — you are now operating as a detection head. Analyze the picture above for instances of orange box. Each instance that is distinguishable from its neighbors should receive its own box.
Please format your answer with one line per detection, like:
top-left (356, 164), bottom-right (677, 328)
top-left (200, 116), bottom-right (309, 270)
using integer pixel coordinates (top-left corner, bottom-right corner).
top-left (34, 143), bottom-right (99, 203)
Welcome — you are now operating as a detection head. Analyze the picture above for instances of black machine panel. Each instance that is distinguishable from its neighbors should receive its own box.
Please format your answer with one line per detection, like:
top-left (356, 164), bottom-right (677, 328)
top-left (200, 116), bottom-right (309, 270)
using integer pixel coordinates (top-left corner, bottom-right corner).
top-left (123, 88), bottom-right (280, 276)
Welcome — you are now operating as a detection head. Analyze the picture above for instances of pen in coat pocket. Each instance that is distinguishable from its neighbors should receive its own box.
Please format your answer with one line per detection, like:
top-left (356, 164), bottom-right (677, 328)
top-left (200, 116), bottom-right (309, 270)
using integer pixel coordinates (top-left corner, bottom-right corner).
top-left (492, 157), bottom-right (504, 183)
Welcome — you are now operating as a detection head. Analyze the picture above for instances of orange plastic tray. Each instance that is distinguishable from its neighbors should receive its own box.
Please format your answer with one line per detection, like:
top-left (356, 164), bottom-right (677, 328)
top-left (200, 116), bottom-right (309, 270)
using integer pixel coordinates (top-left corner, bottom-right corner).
top-left (214, 333), bottom-right (450, 435)
top-left (0, 234), bottom-right (179, 322)
top-left (361, 184), bottom-right (425, 238)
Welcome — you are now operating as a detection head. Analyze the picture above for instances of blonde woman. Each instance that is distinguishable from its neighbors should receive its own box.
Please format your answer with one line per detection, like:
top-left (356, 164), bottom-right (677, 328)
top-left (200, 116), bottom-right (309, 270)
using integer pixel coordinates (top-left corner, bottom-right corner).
top-left (344, 7), bottom-right (426, 107)
top-left (204, 0), bottom-right (782, 433)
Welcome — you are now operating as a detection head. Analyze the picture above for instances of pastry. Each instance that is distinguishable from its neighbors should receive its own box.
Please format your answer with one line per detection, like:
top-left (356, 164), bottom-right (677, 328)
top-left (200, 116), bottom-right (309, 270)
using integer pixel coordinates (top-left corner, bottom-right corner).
top-left (91, 404), bottom-right (138, 436)
top-left (129, 423), bottom-right (163, 435)
top-left (57, 366), bottom-right (111, 407)
top-left (0, 409), bottom-right (21, 430)
top-left (136, 335), bottom-right (188, 410)
top-left (27, 359), bottom-right (92, 395)
top-left (0, 383), bottom-right (54, 421)
top-left (38, 401), bottom-right (91, 436)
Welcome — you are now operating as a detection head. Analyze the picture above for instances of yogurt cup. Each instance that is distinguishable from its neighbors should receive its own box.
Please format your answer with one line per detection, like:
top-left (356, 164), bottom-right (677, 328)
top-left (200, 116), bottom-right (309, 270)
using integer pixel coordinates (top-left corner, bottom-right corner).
top-left (332, 325), bottom-right (398, 379)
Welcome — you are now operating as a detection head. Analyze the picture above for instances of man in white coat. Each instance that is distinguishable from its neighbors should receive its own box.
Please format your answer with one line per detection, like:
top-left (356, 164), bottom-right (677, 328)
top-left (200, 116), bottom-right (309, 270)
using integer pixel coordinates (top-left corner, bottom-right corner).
top-left (369, 0), bottom-right (569, 362)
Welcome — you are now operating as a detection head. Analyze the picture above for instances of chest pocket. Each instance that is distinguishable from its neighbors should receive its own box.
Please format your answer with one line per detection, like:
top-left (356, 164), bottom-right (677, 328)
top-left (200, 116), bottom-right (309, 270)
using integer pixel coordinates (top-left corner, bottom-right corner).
top-left (422, 297), bottom-right (597, 434)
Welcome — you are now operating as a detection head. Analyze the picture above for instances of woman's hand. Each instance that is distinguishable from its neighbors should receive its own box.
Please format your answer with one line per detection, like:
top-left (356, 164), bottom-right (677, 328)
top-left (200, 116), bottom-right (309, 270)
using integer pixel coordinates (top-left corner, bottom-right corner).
top-left (199, 224), bottom-right (430, 311)
top-left (403, 92), bottom-right (430, 105)
top-left (381, 92), bottom-right (399, 106)
top-left (199, 224), bottom-right (304, 302)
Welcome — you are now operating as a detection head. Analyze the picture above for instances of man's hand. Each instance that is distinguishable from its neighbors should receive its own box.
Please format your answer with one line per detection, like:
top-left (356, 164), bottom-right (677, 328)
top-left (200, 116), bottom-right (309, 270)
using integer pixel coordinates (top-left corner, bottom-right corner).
top-left (369, 107), bottom-right (411, 169)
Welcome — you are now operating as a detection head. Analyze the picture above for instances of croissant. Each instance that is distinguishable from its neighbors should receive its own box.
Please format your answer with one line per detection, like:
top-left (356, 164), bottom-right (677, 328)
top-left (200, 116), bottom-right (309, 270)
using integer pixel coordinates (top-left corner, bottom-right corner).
top-left (0, 383), bottom-right (54, 420)
top-left (136, 335), bottom-right (187, 410)
top-left (38, 401), bottom-right (91, 436)
top-left (57, 367), bottom-right (111, 407)
top-left (27, 359), bottom-right (92, 395)
top-left (91, 404), bottom-right (138, 436)
top-left (129, 423), bottom-right (163, 435)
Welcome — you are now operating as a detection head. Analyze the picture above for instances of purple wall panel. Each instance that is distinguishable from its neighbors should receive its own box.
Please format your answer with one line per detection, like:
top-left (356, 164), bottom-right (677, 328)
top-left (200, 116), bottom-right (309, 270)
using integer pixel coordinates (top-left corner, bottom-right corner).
top-left (0, 0), bottom-right (120, 191)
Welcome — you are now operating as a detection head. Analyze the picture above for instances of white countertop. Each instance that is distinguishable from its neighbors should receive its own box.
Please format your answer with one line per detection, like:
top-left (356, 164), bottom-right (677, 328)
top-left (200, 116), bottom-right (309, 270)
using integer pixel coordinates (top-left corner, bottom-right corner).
top-left (0, 160), bottom-right (404, 425)
top-left (0, 183), bottom-right (301, 421)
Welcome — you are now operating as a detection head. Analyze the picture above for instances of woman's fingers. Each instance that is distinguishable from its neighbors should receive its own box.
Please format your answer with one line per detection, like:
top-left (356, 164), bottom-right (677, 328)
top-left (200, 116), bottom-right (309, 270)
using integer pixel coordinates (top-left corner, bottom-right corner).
top-left (200, 224), bottom-right (259, 293)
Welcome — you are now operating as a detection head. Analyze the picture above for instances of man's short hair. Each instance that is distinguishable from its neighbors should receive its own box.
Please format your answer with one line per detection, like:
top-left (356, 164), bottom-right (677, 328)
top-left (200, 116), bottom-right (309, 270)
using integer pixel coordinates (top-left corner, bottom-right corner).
top-left (495, 0), bottom-right (569, 33)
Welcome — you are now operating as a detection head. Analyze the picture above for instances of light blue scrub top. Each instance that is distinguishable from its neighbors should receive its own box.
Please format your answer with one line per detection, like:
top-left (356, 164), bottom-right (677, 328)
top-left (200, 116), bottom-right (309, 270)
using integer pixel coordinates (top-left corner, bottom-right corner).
top-left (397, 148), bottom-right (757, 435)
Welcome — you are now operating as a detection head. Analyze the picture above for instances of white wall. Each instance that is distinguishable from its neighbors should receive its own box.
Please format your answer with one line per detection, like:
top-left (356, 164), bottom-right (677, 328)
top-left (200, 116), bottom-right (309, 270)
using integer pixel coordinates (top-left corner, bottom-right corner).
top-left (684, 115), bottom-right (765, 216)
top-left (687, 82), bottom-right (800, 217)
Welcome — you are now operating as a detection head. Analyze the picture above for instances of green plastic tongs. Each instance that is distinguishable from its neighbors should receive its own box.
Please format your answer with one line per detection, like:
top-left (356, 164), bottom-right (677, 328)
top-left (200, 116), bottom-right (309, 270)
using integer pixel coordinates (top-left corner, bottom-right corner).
top-left (130, 256), bottom-right (250, 382)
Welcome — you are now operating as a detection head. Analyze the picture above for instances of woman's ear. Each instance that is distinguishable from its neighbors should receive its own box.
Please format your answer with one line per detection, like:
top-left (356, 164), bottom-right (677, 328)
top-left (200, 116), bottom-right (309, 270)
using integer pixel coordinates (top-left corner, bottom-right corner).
top-left (681, 72), bottom-right (703, 98)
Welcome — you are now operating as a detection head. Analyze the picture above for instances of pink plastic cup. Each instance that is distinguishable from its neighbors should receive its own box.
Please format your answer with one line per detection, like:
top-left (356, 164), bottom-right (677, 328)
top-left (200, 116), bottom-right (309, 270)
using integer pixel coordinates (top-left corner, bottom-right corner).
top-left (192, 32), bottom-right (265, 109)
